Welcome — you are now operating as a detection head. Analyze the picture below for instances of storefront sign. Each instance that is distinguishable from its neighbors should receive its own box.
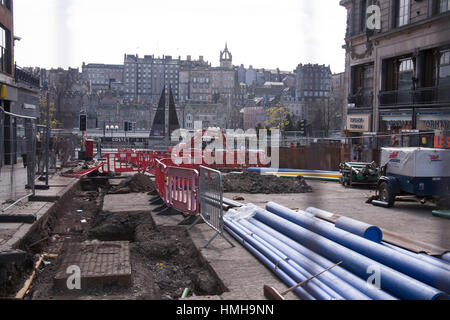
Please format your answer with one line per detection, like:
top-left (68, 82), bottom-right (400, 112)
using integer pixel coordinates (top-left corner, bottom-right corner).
top-left (418, 120), bottom-right (450, 130)
top-left (347, 115), bottom-right (370, 132)
top-left (417, 113), bottom-right (450, 131)
top-left (434, 131), bottom-right (450, 149)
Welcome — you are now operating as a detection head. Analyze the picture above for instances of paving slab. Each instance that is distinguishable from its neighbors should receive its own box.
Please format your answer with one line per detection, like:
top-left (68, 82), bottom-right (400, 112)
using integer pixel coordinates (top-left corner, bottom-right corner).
top-left (103, 193), bottom-right (152, 212)
top-left (0, 175), bottom-right (77, 251)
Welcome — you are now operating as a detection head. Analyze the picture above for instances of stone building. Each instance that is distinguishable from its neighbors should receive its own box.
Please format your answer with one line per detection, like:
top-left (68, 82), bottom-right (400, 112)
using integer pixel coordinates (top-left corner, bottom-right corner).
top-left (1, 0), bottom-right (41, 166)
top-left (123, 54), bottom-right (181, 105)
top-left (340, 0), bottom-right (450, 137)
top-left (81, 63), bottom-right (124, 92)
top-left (294, 63), bottom-right (332, 104)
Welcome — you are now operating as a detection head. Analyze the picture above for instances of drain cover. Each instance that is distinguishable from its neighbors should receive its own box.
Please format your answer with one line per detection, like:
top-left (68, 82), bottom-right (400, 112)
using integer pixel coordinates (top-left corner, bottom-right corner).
top-left (54, 240), bottom-right (132, 290)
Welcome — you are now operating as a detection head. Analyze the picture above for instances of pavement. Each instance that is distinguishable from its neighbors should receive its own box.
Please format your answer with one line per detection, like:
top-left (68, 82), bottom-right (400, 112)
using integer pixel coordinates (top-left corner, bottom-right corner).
top-left (0, 173), bottom-right (78, 252)
top-left (224, 180), bottom-right (450, 250)
top-left (0, 162), bottom-right (29, 209)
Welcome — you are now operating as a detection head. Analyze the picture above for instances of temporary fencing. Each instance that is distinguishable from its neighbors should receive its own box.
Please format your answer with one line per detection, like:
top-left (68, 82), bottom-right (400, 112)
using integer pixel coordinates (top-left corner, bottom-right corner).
top-left (167, 166), bottom-right (199, 216)
top-left (194, 166), bottom-right (234, 248)
top-left (0, 108), bottom-right (37, 211)
top-left (94, 147), bottom-right (266, 242)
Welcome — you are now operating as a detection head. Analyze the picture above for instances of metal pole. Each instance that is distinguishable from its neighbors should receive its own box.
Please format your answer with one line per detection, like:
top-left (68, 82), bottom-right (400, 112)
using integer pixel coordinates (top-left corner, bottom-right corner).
top-left (45, 92), bottom-right (50, 186)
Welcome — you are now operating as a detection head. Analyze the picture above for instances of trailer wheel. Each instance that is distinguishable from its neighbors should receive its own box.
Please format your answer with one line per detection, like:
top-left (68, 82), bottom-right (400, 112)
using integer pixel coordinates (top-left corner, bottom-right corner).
top-left (378, 182), bottom-right (395, 207)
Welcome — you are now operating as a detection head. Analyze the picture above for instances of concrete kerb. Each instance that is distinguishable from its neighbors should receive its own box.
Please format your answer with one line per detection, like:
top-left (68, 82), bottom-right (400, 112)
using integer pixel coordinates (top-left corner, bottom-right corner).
top-left (1, 177), bottom-right (79, 251)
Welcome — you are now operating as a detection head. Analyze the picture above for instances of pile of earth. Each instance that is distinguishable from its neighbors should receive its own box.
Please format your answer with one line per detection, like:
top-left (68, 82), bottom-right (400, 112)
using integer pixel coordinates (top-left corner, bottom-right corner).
top-left (108, 173), bottom-right (155, 194)
top-left (222, 171), bottom-right (313, 194)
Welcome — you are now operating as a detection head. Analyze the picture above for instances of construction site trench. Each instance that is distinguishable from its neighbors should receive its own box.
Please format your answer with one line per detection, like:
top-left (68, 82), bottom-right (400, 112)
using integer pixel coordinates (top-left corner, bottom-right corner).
top-left (1, 168), bottom-right (316, 300)
top-left (6, 173), bottom-right (225, 300)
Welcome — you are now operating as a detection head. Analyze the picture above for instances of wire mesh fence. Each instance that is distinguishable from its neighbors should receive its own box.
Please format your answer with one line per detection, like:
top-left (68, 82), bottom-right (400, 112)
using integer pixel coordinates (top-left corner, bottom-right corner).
top-left (0, 109), bottom-right (38, 210)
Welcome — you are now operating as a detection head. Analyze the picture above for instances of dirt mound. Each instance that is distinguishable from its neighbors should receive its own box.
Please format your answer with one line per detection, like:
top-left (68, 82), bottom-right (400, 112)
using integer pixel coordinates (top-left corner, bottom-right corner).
top-left (109, 174), bottom-right (155, 194)
top-left (223, 172), bottom-right (313, 194)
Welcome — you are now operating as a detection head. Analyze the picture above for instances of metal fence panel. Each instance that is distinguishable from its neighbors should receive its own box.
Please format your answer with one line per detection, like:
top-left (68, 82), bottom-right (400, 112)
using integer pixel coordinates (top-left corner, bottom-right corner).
top-left (0, 112), bottom-right (37, 211)
top-left (197, 166), bottom-right (234, 248)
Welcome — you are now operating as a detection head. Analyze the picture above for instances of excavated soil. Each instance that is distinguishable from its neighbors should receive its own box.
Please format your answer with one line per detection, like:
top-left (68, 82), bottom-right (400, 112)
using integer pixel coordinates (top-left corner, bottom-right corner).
top-left (10, 173), bottom-right (222, 300)
top-left (108, 173), bottom-right (156, 194)
top-left (223, 172), bottom-right (313, 194)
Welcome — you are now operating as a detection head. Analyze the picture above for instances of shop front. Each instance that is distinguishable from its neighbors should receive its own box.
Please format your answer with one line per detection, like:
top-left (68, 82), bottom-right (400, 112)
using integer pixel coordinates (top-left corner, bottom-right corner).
top-left (345, 114), bottom-right (372, 161)
top-left (379, 109), bottom-right (450, 148)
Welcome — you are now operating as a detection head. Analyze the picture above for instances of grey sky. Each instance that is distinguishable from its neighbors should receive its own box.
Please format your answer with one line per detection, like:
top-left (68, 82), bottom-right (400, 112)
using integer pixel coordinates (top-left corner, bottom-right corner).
top-left (14, 0), bottom-right (347, 73)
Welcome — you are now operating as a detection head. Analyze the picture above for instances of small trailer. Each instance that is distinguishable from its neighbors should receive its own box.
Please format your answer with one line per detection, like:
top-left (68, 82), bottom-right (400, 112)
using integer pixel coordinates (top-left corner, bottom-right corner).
top-left (339, 162), bottom-right (379, 187)
top-left (376, 148), bottom-right (450, 208)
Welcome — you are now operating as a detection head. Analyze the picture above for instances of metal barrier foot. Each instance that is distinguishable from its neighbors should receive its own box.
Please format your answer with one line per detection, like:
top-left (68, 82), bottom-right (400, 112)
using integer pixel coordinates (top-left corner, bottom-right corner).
top-left (182, 216), bottom-right (203, 227)
top-left (153, 204), bottom-right (168, 212)
top-left (149, 197), bottom-right (164, 205)
top-left (157, 207), bottom-right (180, 216)
top-left (204, 231), bottom-right (235, 249)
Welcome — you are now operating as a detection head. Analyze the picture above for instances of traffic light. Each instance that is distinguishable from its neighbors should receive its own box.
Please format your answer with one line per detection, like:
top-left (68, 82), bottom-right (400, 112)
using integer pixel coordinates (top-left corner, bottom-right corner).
top-left (79, 114), bottom-right (87, 131)
top-left (124, 121), bottom-right (134, 132)
top-left (299, 120), bottom-right (306, 136)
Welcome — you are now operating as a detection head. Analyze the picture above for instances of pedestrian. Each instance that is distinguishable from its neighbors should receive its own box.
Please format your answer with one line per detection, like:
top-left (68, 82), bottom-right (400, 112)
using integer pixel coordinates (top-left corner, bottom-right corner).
top-left (352, 144), bottom-right (358, 161)
top-left (50, 135), bottom-right (58, 169)
top-left (61, 137), bottom-right (71, 168)
top-left (21, 137), bottom-right (27, 168)
top-left (357, 144), bottom-right (363, 162)
top-left (36, 133), bottom-right (43, 174)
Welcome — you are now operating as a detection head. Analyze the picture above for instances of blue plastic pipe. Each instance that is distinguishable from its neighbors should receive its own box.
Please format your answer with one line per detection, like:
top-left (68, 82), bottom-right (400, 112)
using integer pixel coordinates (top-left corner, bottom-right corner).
top-left (225, 219), bottom-right (338, 300)
top-left (442, 253), bottom-right (450, 263)
top-left (252, 205), bottom-right (448, 300)
top-left (223, 225), bottom-right (315, 300)
top-left (382, 242), bottom-right (450, 272)
top-left (248, 218), bottom-right (397, 300)
top-left (236, 219), bottom-right (372, 300)
top-left (227, 218), bottom-right (346, 300)
top-left (265, 201), bottom-right (450, 295)
top-left (305, 207), bottom-right (335, 218)
top-left (335, 216), bottom-right (383, 243)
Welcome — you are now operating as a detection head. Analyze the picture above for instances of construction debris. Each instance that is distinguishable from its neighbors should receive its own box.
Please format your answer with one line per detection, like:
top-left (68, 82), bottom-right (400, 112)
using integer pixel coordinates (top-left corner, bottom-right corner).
top-left (222, 172), bottom-right (313, 194)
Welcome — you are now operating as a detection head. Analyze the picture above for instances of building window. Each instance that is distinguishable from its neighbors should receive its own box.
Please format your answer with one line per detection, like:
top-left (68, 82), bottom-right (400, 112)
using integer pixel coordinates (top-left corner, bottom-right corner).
top-left (0, 26), bottom-right (11, 75)
top-left (440, 0), bottom-right (450, 12)
top-left (439, 50), bottom-right (450, 86)
top-left (0, 0), bottom-right (11, 10)
top-left (396, 0), bottom-right (410, 27)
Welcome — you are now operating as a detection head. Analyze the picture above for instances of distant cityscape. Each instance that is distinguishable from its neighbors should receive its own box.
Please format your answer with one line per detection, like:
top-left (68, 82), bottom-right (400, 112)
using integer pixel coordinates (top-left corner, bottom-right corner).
top-left (15, 43), bottom-right (345, 138)
top-left (2, 0), bottom-right (448, 144)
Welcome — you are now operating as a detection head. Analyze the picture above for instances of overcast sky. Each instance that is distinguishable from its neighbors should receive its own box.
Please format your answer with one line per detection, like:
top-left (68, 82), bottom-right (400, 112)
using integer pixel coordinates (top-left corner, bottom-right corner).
top-left (13, 0), bottom-right (347, 73)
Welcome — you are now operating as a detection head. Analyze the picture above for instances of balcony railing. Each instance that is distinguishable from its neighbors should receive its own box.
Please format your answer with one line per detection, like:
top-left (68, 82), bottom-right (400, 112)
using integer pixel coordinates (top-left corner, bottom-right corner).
top-left (14, 65), bottom-right (40, 88)
top-left (379, 85), bottom-right (450, 107)
top-left (348, 90), bottom-right (373, 108)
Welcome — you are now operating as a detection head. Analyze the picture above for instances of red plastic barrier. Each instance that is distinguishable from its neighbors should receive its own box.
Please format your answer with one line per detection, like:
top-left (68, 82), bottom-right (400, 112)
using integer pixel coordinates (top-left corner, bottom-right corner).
top-left (62, 163), bottom-right (104, 179)
top-left (167, 166), bottom-right (199, 216)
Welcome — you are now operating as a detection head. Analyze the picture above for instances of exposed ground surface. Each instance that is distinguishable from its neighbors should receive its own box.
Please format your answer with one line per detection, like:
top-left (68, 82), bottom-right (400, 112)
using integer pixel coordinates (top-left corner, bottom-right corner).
top-left (10, 174), bottom-right (223, 300)
top-left (222, 172), bottom-right (313, 194)
top-left (225, 180), bottom-right (450, 249)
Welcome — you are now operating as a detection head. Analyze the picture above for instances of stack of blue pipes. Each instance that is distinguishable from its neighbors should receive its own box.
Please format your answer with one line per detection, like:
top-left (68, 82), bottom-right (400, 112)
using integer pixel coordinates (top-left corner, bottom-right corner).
top-left (223, 203), bottom-right (450, 300)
